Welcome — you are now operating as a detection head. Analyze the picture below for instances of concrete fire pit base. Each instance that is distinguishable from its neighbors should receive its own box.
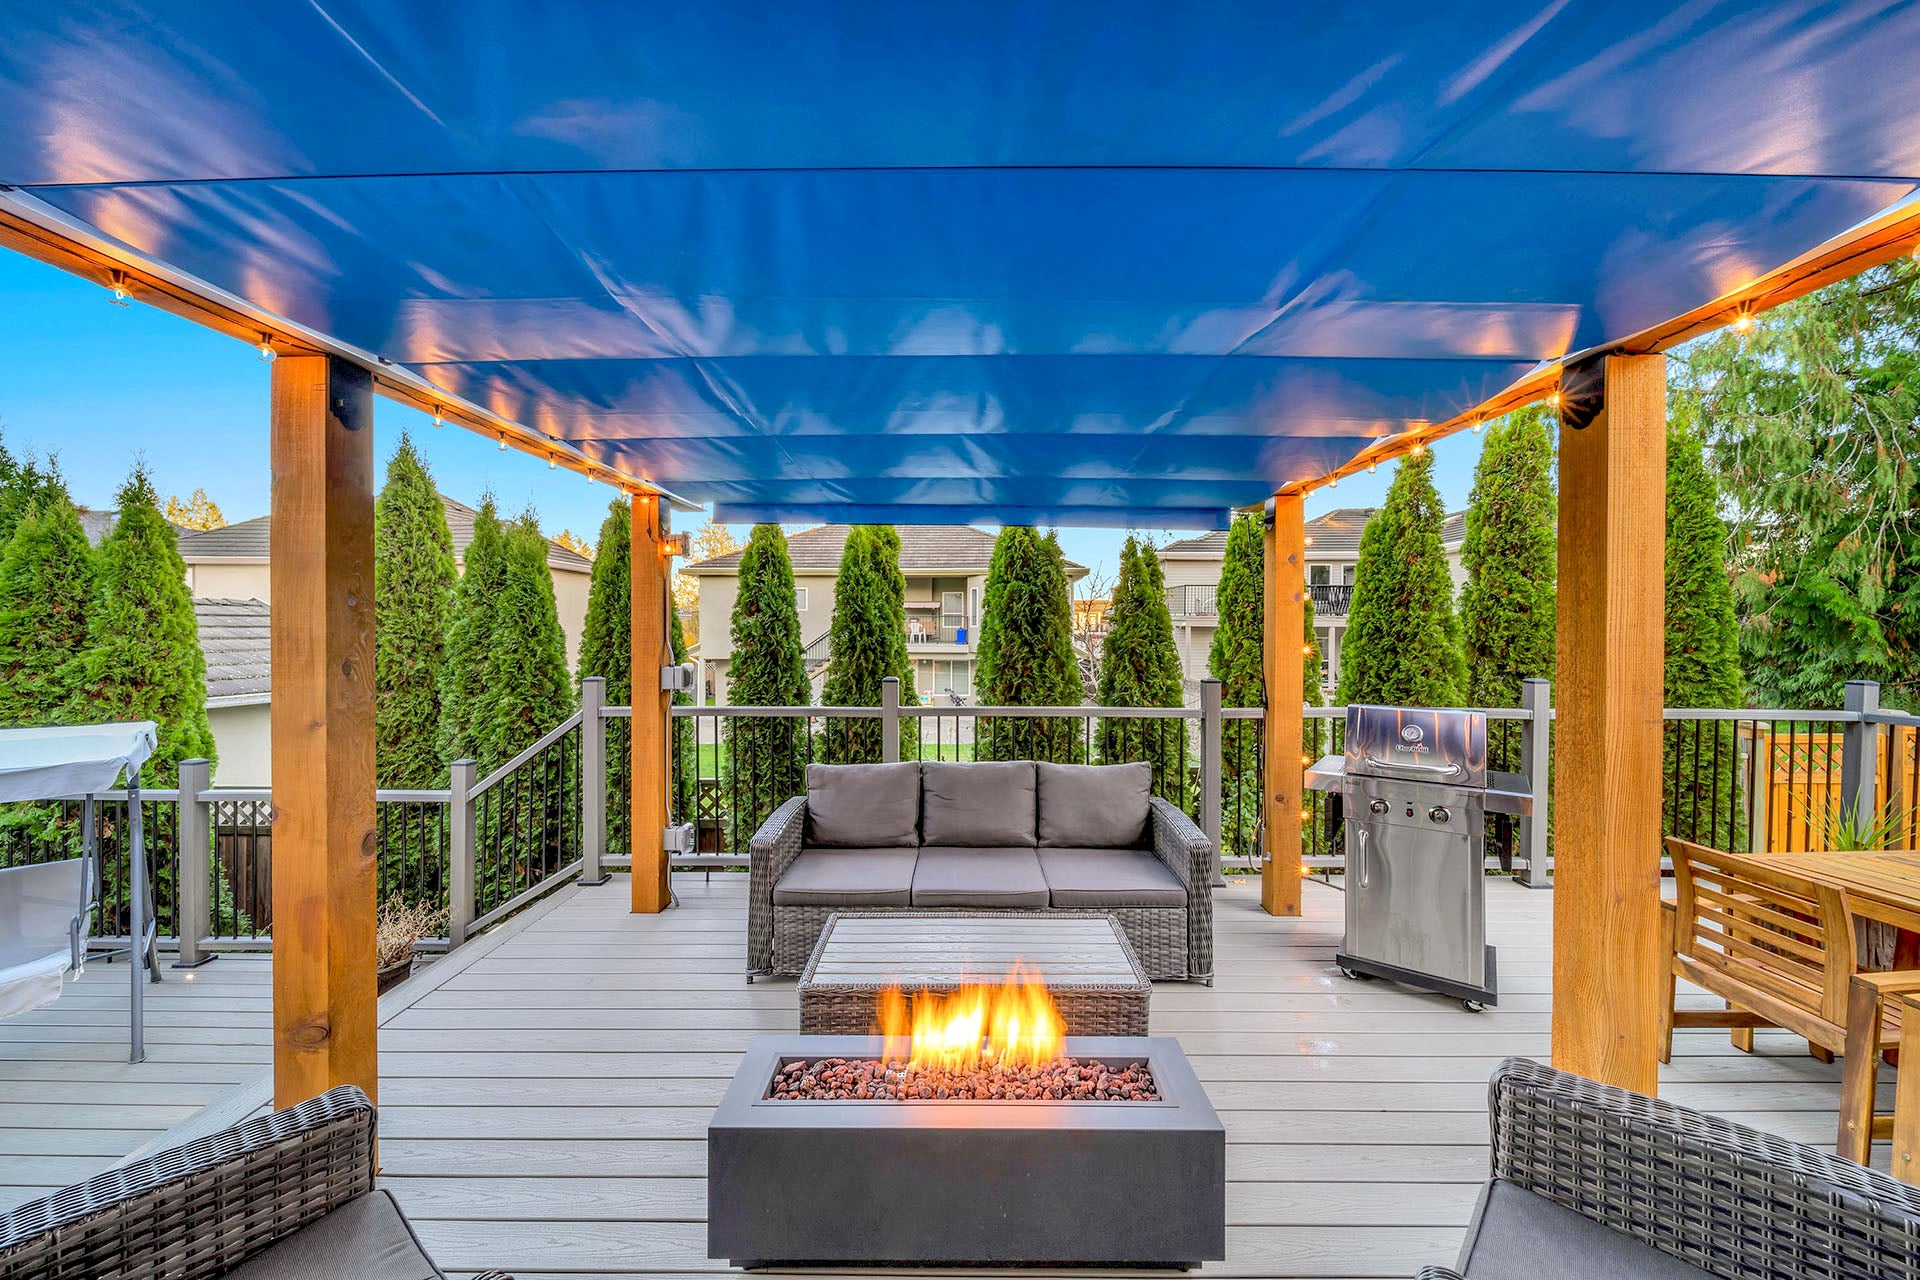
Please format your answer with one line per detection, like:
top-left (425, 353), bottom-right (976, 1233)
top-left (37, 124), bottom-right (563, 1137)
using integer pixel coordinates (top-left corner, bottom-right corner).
top-left (708, 1035), bottom-right (1225, 1269)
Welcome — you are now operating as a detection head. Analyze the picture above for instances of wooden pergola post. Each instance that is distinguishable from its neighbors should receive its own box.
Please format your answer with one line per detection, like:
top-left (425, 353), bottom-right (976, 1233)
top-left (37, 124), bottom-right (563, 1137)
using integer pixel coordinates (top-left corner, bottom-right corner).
top-left (1551, 353), bottom-right (1667, 1095)
top-left (1263, 494), bottom-right (1306, 917)
top-left (269, 354), bottom-right (377, 1108)
top-left (631, 494), bottom-right (673, 913)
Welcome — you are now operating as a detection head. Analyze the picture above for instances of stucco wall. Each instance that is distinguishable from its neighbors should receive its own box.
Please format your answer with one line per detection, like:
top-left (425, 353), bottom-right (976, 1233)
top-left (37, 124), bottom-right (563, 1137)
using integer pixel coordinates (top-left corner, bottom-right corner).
top-left (185, 562), bottom-right (271, 601)
top-left (206, 702), bottom-right (272, 787)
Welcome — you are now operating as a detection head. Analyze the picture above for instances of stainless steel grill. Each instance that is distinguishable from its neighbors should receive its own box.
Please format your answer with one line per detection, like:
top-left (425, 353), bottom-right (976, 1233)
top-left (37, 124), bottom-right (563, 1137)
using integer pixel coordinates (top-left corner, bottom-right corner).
top-left (1312, 705), bottom-right (1502, 1009)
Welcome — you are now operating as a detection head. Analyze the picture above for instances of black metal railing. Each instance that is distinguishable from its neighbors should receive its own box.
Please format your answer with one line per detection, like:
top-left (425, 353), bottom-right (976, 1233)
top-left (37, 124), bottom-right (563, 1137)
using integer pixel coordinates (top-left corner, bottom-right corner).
top-left (471, 720), bottom-right (583, 919)
top-left (1309, 583), bottom-right (1354, 616)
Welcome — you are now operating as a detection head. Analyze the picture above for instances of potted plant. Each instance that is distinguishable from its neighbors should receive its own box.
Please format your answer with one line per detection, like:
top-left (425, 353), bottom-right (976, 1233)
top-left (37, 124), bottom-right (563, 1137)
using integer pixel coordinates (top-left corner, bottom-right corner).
top-left (376, 897), bottom-right (447, 993)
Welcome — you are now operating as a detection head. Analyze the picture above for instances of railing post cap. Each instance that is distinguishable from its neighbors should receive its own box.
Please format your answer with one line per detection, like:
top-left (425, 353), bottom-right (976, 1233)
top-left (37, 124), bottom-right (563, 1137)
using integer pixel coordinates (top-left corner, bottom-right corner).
top-left (582, 675), bottom-right (606, 687)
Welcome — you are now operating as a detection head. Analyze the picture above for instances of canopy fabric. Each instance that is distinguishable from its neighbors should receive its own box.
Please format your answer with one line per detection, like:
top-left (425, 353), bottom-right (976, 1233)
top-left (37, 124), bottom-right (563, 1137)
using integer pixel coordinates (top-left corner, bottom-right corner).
top-left (0, 722), bottom-right (158, 802)
top-left (1, 3), bottom-right (1917, 526)
top-left (0, 860), bottom-right (86, 1019)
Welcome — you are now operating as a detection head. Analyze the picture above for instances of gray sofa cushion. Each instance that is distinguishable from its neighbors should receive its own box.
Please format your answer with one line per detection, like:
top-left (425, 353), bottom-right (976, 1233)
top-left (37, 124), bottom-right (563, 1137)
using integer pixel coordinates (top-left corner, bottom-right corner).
top-left (1455, 1180), bottom-right (1714, 1280)
top-left (920, 761), bottom-right (1037, 847)
top-left (219, 1190), bottom-right (443, 1280)
top-left (1036, 762), bottom-right (1153, 848)
top-left (805, 762), bottom-right (921, 847)
top-left (773, 847), bottom-right (918, 907)
top-left (911, 846), bottom-right (1050, 908)
top-left (1038, 847), bottom-right (1186, 908)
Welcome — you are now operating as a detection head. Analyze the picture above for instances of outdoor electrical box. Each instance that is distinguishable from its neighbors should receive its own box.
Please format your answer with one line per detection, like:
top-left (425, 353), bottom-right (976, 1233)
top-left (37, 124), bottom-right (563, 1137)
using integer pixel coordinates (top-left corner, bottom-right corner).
top-left (661, 663), bottom-right (696, 693)
top-left (663, 823), bottom-right (696, 855)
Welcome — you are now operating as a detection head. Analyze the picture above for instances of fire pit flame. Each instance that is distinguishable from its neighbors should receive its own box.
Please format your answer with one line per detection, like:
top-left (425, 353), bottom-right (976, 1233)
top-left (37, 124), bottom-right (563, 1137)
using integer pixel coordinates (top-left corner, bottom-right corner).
top-left (874, 962), bottom-right (1066, 1072)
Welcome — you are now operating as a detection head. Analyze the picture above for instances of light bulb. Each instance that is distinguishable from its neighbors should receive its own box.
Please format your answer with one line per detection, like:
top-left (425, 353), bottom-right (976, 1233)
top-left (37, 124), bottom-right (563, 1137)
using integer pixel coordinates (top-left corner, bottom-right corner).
top-left (1731, 308), bottom-right (1756, 336)
top-left (1547, 390), bottom-right (1562, 408)
top-left (107, 271), bottom-right (129, 306)
top-left (257, 336), bottom-right (275, 362)
top-left (1367, 462), bottom-right (1376, 475)
top-left (548, 452), bottom-right (556, 471)
top-left (432, 406), bottom-right (444, 429)
top-left (497, 432), bottom-right (507, 452)
top-left (1471, 417), bottom-right (1484, 434)
top-left (1411, 441), bottom-right (1427, 457)
top-left (1300, 644), bottom-right (1313, 655)
top-left (586, 469), bottom-right (595, 486)
top-left (1304, 536), bottom-right (1314, 547)
top-left (1326, 475), bottom-right (1337, 489)
top-left (1298, 808), bottom-right (1311, 821)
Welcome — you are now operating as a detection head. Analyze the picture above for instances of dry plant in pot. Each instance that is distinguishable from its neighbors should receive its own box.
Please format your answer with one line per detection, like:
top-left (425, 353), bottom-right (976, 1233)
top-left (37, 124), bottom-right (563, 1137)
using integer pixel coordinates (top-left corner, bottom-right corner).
top-left (376, 898), bottom-right (448, 993)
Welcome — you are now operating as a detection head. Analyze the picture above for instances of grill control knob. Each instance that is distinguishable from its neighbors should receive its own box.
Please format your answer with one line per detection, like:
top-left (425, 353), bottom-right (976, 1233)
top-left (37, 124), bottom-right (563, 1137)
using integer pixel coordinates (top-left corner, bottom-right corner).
top-left (1368, 799), bottom-right (1389, 815)
top-left (1428, 805), bottom-right (1451, 824)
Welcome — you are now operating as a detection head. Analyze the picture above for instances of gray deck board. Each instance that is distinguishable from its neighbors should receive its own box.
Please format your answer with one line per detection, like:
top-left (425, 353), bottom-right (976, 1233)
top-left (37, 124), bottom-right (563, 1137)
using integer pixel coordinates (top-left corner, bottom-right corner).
top-left (0, 871), bottom-right (1897, 1277)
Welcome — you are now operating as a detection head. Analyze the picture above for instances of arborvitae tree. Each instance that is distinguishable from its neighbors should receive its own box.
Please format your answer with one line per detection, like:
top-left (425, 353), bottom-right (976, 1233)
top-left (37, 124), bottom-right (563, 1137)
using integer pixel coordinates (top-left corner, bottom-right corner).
top-left (373, 436), bottom-right (456, 788)
top-left (473, 515), bottom-right (574, 772)
top-left (975, 527), bottom-right (1083, 761)
top-left (669, 596), bottom-right (695, 829)
top-left (724, 525), bottom-right (810, 847)
top-left (1208, 515), bottom-right (1265, 862)
top-left (1666, 429), bottom-right (1747, 849)
top-left (822, 527), bottom-right (895, 763)
top-left (438, 497), bottom-right (509, 765)
top-left (0, 487), bottom-right (94, 727)
top-left (0, 453), bottom-right (67, 550)
top-left (1096, 535), bottom-right (1185, 780)
top-left (1462, 408), bottom-right (1557, 714)
top-left (577, 500), bottom-right (631, 698)
top-left (864, 524), bottom-right (919, 757)
top-left (65, 467), bottom-right (216, 780)
top-left (1337, 452), bottom-right (1468, 707)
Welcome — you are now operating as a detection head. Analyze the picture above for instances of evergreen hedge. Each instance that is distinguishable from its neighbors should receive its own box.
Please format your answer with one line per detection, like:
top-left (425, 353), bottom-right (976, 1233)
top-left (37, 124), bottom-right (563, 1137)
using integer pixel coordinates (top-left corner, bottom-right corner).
top-left (1665, 429), bottom-right (1746, 849)
top-left (438, 497), bottom-right (510, 766)
top-left (1337, 452), bottom-right (1467, 707)
top-left (1096, 535), bottom-right (1185, 780)
top-left (975, 527), bottom-right (1083, 761)
top-left (373, 436), bottom-right (456, 788)
top-left (1461, 408), bottom-right (1557, 714)
top-left (822, 527), bottom-right (917, 763)
top-left (724, 525), bottom-right (810, 847)
top-left (0, 486), bottom-right (95, 727)
top-left (473, 515), bottom-right (574, 773)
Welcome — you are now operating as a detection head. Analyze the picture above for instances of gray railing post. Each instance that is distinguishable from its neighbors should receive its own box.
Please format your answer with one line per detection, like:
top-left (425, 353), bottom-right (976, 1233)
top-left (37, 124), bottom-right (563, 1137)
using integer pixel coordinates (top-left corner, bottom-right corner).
top-left (580, 678), bottom-right (611, 886)
top-left (173, 758), bottom-right (215, 968)
top-left (1515, 679), bottom-right (1553, 889)
top-left (1200, 678), bottom-right (1224, 886)
top-left (448, 759), bottom-right (477, 947)
top-left (881, 677), bottom-right (901, 763)
top-left (1841, 680), bottom-right (1882, 828)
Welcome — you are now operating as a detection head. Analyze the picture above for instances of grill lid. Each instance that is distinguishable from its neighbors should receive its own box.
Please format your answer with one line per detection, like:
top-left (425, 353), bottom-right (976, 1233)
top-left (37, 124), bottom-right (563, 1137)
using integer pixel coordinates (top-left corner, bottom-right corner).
top-left (1343, 705), bottom-right (1487, 788)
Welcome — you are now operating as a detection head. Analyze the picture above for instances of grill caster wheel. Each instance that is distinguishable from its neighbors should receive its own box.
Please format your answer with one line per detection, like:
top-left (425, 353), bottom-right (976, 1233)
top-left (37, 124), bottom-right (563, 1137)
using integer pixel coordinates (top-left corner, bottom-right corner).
top-left (1461, 999), bottom-right (1486, 1013)
top-left (1338, 966), bottom-right (1370, 982)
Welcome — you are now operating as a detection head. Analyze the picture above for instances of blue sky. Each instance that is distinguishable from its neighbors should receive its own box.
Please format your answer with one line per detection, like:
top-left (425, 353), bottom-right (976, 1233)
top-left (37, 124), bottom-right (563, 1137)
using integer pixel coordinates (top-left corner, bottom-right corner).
top-left (0, 250), bottom-right (1491, 575)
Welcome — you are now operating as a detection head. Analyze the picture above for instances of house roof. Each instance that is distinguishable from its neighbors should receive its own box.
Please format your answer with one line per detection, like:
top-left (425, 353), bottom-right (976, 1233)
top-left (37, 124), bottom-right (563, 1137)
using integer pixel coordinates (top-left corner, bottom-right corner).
top-left (1158, 509), bottom-right (1466, 561)
top-left (175, 494), bottom-right (592, 572)
top-left (686, 525), bottom-right (1086, 578)
top-left (194, 597), bottom-right (270, 705)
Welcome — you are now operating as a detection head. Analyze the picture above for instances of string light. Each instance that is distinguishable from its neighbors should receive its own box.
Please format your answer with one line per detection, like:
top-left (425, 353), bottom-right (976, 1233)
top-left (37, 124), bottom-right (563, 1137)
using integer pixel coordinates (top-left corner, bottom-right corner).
top-left (1326, 475), bottom-right (1337, 489)
top-left (1471, 415), bottom-right (1485, 435)
top-left (1367, 461), bottom-right (1376, 474)
top-left (1303, 536), bottom-right (1314, 547)
top-left (1547, 390), bottom-right (1562, 409)
top-left (496, 432), bottom-right (507, 451)
top-left (1731, 306), bottom-right (1756, 336)
top-left (547, 451), bottom-right (557, 470)
top-left (1410, 440), bottom-right (1427, 457)
top-left (1300, 643), bottom-right (1313, 655)
top-left (586, 469), bottom-right (595, 485)
top-left (431, 405), bottom-right (444, 428)
top-left (107, 270), bottom-right (129, 306)
top-left (257, 335), bottom-right (276, 363)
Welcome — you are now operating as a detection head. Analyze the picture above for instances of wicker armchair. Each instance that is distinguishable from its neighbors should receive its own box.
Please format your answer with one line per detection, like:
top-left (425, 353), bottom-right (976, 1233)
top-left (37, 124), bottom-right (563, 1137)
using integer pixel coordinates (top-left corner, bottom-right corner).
top-left (1422, 1056), bottom-right (1920, 1279)
top-left (0, 1085), bottom-right (512, 1280)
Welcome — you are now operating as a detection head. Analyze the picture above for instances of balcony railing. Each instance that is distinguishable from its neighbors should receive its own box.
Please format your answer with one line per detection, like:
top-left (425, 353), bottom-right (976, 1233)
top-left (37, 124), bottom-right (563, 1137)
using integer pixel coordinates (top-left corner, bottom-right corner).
top-left (18, 677), bottom-right (1913, 959)
top-left (1166, 585), bottom-right (1218, 617)
top-left (1309, 582), bottom-right (1354, 616)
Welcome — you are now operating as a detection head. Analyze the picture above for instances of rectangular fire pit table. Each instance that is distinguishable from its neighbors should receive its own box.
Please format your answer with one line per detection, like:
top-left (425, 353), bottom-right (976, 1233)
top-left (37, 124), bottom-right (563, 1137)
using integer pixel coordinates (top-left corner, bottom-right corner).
top-left (797, 909), bottom-right (1151, 1035)
top-left (708, 1034), bottom-right (1225, 1269)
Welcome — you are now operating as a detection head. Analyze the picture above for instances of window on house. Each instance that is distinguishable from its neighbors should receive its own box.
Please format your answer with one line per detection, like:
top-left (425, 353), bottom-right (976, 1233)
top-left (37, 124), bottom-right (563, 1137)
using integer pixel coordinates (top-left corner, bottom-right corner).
top-left (1342, 564), bottom-right (1355, 586)
top-left (928, 660), bottom-right (972, 696)
top-left (794, 587), bottom-right (808, 611)
top-left (1309, 564), bottom-right (1331, 586)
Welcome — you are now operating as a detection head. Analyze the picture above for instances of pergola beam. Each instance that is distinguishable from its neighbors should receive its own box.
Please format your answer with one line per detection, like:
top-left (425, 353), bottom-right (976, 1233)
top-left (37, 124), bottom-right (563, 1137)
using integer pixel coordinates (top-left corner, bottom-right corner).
top-left (269, 354), bottom-right (378, 1108)
top-left (1262, 494), bottom-right (1306, 917)
top-left (1550, 352), bottom-right (1668, 1095)
top-left (630, 495), bottom-right (673, 914)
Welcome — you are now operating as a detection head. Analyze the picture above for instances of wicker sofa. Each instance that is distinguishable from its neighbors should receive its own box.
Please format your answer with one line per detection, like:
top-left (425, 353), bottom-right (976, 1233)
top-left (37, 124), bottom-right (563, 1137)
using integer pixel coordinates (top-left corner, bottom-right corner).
top-left (1421, 1057), bottom-right (1920, 1279)
top-left (747, 760), bottom-right (1212, 983)
top-left (0, 1085), bottom-right (509, 1280)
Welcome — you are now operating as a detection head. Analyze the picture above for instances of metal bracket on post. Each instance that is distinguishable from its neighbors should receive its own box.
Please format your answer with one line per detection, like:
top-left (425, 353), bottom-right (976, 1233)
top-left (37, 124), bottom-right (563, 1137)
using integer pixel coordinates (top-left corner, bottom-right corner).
top-left (660, 663), bottom-right (696, 693)
top-left (448, 759), bottom-right (477, 948)
top-left (1841, 680), bottom-right (1882, 827)
top-left (663, 823), bottom-right (696, 856)
top-left (580, 678), bottom-right (611, 886)
top-left (881, 677), bottom-right (901, 763)
top-left (1514, 679), bottom-right (1553, 889)
top-left (172, 758), bottom-right (216, 967)
top-left (1200, 678), bottom-right (1224, 886)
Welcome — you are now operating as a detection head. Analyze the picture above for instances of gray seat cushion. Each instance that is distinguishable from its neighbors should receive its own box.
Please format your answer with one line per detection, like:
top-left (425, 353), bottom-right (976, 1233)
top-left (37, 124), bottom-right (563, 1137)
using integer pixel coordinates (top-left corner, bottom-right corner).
top-left (773, 847), bottom-right (918, 907)
top-left (1455, 1180), bottom-right (1714, 1280)
top-left (911, 846), bottom-right (1050, 908)
top-left (805, 762), bottom-right (921, 846)
top-left (1038, 847), bottom-right (1186, 908)
top-left (1036, 762), bottom-right (1153, 848)
top-left (921, 761), bottom-right (1037, 846)
top-left (219, 1190), bottom-right (443, 1280)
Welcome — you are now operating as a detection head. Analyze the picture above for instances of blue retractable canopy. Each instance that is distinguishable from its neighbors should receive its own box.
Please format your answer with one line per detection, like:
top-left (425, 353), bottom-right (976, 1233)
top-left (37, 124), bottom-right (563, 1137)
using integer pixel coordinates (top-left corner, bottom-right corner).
top-left (1, 2), bottom-right (1916, 526)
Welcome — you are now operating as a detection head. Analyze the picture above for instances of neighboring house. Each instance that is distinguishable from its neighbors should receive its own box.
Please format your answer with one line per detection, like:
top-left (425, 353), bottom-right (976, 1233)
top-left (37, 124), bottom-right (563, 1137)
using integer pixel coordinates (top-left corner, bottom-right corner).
top-left (684, 525), bottom-right (1087, 705)
top-left (1158, 508), bottom-right (1467, 695)
top-left (174, 494), bottom-right (594, 668)
top-left (195, 597), bottom-right (271, 786)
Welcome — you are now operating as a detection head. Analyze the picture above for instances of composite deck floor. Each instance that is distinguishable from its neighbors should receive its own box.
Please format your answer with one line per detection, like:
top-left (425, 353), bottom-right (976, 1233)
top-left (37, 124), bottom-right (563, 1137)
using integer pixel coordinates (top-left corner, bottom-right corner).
top-left (0, 872), bottom-right (1895, 1277)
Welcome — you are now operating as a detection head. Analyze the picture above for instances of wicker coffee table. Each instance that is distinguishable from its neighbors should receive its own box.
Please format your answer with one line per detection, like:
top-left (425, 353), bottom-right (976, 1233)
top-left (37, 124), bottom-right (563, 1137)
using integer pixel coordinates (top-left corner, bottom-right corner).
top-left (797, 910), bottom-right (1151, 1035)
